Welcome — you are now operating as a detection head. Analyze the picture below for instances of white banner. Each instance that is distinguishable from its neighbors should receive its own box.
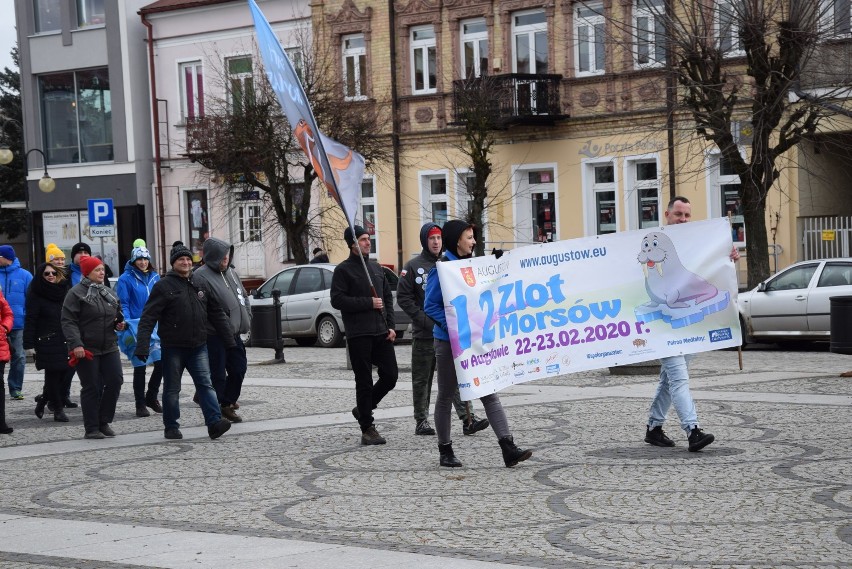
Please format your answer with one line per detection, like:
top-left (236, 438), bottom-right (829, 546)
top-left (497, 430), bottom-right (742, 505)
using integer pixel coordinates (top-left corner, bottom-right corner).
top-left (436, 218), bottom-right (741, 400)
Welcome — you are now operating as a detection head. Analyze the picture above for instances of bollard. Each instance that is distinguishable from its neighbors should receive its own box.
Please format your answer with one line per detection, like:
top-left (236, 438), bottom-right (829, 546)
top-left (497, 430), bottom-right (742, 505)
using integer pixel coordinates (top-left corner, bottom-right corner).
top-left (829, 296), bottom-right (852, 355)
top-left (272, 289), bottom-right (285, 363)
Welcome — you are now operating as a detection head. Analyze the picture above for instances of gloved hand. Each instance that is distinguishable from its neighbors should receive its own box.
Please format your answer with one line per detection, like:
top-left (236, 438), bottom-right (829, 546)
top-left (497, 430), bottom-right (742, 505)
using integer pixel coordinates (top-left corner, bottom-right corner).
top-left (134, 351), bottom-right (149, 362)
top-left (492, 248), bottom-right (504, 259)
top-left (68, 349), bottom-right (94, 367)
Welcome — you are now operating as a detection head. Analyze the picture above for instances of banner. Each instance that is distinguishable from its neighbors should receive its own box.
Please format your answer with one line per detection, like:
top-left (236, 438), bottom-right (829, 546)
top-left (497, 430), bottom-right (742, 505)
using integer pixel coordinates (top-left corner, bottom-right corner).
top-left (436, 218), bottom-right (741, 400)
top-left (248, 0), bottom-right (365, 228)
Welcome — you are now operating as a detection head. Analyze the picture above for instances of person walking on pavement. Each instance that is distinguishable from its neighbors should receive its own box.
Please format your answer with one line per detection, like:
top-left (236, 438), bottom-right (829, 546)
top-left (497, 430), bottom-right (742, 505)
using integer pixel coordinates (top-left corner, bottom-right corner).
top-left (24, 262), bottom-right (73, 423)
top-left (0, 245), bottom-right (33, 401)
top-left (134, 242), bottom-right (233, 441)
top-left (115, 244), bottom-right (163, 417)
top-left (68, 242), bottom-right (92, 286)
top-left (61, 256), bottom-right (126, 439)
top-left (644, 195), bottom-right (739, 452)
top-left (0, 289), bottom-right (15, 433)
top-left (424, 220), bottom-right (533, 468)
top-left (37, 245), bottom-right (77, 411)
top-left (397, 222), bottom-right (489, 437)
top-left (330, 225), bottom-right (398, 446)
top-left (192, 238), bottom-right (251, 423)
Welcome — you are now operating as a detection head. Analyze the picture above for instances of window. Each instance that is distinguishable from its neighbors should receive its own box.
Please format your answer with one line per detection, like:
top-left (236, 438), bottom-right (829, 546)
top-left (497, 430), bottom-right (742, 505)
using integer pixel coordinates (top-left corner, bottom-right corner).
top-left (627, 160), bottom-right (660, 229)
top-left (360, 178), bottom-right (377, 256)
top-left (227, 56), bottom-right (254, 114)
top-left (411, 26), bottom-right (437, 94)
top-left (185, 189), bottom-right (209, 262)
top-left (77, 0), bottom-right (105, 27)
top-left (342, 34), bottom-right (367, 100)
top-left (179, 61), bottom-right (204, 121)
top-left (285, 47), bottom-right (305, 81)
top-left (575, 2), bottom-right (605, 75)
top-left (817, 262), bottom-right (852, 287)
top-left (719, 156), bottom-right (745, 245)
top-left (258, 268), bottom-right (296, 299)
top-left (513, 10), bottom-right (548, 74)
top-left (821, 0), bottom-right (852, 36)
top-left (635, 0), bottom-right (666, 68)
top-left (591, 163), bottom-right (616, 235)
top-left (40, 68), bottom-right (112, 165)
top-left (457, 172), bottom-right (476, 219)
top-left (238, 203), bottom-right (261, 243)
top-left (292, 267), bottom-right (324, 295)
top-left (717, 0), bottom-right (744, 56)
top-left (35, 0), bottom-right (61, 33)
top-left (765, 264), bottom-right (818, 292)
top-left (461, 19), bottom-right (489, 79)
top-left (421, 174), bottom-right (448, 226)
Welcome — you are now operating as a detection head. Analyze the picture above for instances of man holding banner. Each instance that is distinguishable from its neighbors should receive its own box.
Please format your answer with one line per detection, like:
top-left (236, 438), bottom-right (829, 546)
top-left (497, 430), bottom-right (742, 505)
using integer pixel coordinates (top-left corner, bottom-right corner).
top-left (644, 196), bottom-right (739, 452)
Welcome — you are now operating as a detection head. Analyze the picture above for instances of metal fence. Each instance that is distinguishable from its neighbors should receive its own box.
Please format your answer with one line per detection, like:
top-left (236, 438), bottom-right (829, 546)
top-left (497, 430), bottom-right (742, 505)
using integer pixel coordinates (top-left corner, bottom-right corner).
top-left (801, 216), bottom-right (852, 260)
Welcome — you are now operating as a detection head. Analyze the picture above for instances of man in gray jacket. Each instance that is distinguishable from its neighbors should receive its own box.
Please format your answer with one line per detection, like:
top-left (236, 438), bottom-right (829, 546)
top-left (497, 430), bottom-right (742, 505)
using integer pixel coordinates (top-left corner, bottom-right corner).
top-left (193, 238), bottom-right (251, 423)
top-left (397, 223), bottom-right (489, 436)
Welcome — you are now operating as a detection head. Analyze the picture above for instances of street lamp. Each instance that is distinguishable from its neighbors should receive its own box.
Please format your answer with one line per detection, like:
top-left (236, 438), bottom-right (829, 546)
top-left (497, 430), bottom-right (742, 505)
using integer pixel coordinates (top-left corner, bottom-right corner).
top-left (0, 145), bottom-right (56, 193)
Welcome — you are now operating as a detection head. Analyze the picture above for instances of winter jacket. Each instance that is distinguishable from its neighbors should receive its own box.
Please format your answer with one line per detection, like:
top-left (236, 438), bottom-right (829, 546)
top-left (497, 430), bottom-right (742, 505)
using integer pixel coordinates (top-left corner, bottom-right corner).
top-left (135, 270), bottom-right (235, 353)
top-left (0, 292), bottom-right (14, 363)
top-left (23, 263), bottom-right (70, 371)
top-left (69, 263), bottom-right (83, 286)
top-left (330, 252), bottom-right (395, 338)
top-left (61, 279), bottom-right (124, 356)
top-left (115, 260), bottom-right (160, 319)
top-left (397, 222), bottom-right (440, 339)
top-left (0, 258), bottom-right (33, 330)
top-left (192, 238), bottom-right (252, 336)
top-left (423, 249), bottom-right (461, 343)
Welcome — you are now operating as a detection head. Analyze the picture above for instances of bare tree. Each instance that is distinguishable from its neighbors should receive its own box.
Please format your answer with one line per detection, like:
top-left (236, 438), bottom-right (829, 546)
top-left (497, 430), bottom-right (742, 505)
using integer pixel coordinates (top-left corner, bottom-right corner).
top-left (185, 37), bottom-right (390, 264)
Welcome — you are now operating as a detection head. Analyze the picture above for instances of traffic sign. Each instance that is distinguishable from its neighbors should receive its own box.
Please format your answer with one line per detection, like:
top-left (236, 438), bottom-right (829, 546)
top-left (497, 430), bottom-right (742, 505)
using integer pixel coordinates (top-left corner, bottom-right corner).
top-left (89, 225), bottom-right (115, 238)
top-left (88, 199), bottom-right (115, 226)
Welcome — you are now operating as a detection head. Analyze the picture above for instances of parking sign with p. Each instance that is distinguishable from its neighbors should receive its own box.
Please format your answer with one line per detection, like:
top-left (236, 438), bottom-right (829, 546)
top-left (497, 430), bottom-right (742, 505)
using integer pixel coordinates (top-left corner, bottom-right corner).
top-left (88, 199), bottom-right (114, 226)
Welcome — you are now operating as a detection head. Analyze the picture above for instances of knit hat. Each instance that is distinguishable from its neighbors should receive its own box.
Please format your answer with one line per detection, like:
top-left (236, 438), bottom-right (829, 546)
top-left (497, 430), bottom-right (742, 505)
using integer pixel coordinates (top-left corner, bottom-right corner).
top-left (71, 242), bottom-right (92, 259)
top-left (169, 242), bottom-right (193, 265)
top-left (0, 245), bottom-right (16, 262)
top-left (45, 243), bottom-right (65, 263)
top-left (79, 256), bottom-right (103, 277)
top-left (343, 225), bottom-right (367, 247)
top-left (130, 246), bottom-right (151, 263)
top-left (132, 238), bottom-right (147, 248)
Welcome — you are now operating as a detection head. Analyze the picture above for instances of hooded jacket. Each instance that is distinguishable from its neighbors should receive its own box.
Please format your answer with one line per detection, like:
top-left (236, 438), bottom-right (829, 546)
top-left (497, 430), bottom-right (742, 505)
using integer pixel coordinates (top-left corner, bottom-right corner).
top-left (423, 220), bottom-right (474, 343)
top-left (115, 259), bottom-right (160, 319)
top-left (192, 237), bottom-right (252, 336)
top-left (0, 258), bottom-right (33, 330)
top-left (397, 222), bottom-right (440, 339)
top-left (61, 278), bottom-right (124, 356)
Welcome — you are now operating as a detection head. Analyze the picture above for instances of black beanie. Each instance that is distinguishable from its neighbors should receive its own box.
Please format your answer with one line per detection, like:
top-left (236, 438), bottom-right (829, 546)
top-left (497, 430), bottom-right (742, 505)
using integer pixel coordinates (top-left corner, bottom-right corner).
top-left (169, 242), bottom-right (193, 265)
top-left (70, 242), bottom-right (92, 259)
top-left (441, 220), bottom-right (474, 258)
top-left (343, 225), bottom-right (367, 247)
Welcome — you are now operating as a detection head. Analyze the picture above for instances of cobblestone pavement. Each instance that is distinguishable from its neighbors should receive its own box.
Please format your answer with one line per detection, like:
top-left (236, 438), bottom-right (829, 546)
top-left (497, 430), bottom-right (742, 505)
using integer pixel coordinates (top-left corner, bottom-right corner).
top-left (0, 342), bottom-right (850, 568)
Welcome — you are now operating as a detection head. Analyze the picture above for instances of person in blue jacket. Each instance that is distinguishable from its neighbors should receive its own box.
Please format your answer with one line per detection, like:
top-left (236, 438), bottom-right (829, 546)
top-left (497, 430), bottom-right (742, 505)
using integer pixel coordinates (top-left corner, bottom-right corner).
top-left (423, 220), bottom-right (533, 468)
top-left (0, 245), bottom-right (33, 400)
top-left (115, 244), bottom-right (163, 417)
top-left (68, 242), bottom-right (92, 286)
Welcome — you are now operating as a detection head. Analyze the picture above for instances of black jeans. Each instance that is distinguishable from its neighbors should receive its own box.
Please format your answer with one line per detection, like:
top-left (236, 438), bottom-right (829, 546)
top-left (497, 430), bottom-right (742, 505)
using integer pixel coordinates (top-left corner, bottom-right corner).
top-left (77, 351), bottom-right (124, 434)
top-left (132, 360), bottom-right (163, 406)
top-left (347, 334), bottom-right (398, 432)
top-left (42, 369), bottom-right (66, 409)
top-left (207, 334), bottom-right (247, 406)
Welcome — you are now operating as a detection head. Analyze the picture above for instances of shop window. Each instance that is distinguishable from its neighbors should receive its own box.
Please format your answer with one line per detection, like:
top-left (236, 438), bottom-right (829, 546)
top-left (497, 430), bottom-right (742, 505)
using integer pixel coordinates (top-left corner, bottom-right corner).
top-left (360, 178), bottom-right (378, 256)
top-left (629, 160), bottom-right (660, 229)
top-left (421, 173), bottom-right (448, 227)
top-left (589, 163), bottom-right (616, 234)
top-left (185, 190), bottom-right (209, 262)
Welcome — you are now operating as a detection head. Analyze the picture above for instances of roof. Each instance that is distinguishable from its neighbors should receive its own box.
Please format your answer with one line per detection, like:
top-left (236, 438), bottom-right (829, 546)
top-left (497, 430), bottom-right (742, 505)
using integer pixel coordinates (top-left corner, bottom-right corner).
top-left (139, 0), bottom-right (238, 15)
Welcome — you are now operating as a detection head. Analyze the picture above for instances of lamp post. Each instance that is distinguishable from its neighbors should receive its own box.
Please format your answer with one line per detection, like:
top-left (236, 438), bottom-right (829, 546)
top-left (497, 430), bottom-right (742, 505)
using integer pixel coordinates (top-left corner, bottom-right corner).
top-left (0, 118), bottom-right (56, 270)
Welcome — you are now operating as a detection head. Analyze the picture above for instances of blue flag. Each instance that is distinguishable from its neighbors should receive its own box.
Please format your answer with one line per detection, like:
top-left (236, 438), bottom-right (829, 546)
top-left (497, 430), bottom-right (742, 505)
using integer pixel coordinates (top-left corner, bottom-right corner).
top-left (248, 0), bottom-right (365, 228)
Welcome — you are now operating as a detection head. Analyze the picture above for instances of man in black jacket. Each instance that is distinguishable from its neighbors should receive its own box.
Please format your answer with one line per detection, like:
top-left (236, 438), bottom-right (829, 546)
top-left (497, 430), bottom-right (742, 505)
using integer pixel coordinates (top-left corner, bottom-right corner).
top-left (330, 225), bottom-right (397, 445)
top-left (135, 242), bottom-right (233, 440)
top-left (397, 222), bottom-right (489, 436)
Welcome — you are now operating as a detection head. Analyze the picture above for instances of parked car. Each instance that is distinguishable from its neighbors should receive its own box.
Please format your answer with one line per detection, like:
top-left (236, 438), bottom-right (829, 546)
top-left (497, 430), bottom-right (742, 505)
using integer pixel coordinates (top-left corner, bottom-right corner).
top-left (248, 263), bottom-right (412, 348)
top-left (737, 258), bottom-right (852, 345)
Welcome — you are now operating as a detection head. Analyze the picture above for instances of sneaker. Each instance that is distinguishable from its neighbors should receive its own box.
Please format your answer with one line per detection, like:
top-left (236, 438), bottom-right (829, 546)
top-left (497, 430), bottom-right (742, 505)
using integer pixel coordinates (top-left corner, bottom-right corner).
top-left (221, 404), bottom-right (243, 423)
top-left (99, 424), bottom-right (116, 437)
top-left (136, 405), bottom-right (151, 418)
top-left (164, 428), bottom-right (183, 440)
top-left (361, 426), bottom-right (386, 445)
top-left (645, 425), bottom-right (675, 448)
top-left (208, 419), bottom-right (232, 440)
top-left (11, 392), bottom-right (24, 400)
top-left (462, 415), bottom-right (489, 436)
top-left (687, 427), bottom-right (715, 452)
top-left (84, 431), bottom-right (105, 440)
top-left (415, 419), bottom-right (436, 436)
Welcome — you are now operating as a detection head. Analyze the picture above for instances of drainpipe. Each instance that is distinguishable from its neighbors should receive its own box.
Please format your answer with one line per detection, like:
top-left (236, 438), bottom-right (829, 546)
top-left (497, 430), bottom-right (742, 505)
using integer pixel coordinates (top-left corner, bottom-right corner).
top-left (141, 14), bottom-right (168, 271)
top-left (665, 0), bottom-right (676, 202)
top-left (389, 0), bottom-right (403, 271)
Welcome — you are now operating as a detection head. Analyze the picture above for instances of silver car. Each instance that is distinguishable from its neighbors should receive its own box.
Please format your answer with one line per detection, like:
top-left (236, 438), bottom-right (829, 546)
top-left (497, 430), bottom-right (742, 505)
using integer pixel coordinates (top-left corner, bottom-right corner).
top-left (737, 258), bottom-right (852, 345)
top-left (249, 263), bottom-right (411, 348)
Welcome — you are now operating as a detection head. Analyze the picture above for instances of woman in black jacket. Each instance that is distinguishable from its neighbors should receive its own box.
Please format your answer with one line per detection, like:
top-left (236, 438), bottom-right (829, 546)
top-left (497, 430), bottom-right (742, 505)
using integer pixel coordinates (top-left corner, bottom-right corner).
top-left (23, 262), bottom-right (72, 422)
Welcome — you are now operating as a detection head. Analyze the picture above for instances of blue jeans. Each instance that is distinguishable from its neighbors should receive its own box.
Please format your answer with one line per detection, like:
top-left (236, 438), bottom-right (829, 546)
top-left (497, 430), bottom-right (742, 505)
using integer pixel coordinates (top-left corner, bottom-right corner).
top-left (161, 345), bottom-right (221, 430)
top-left (648, 355), bottom-right (698, 435)
top-left (6, 329), bottom-right (25, 394)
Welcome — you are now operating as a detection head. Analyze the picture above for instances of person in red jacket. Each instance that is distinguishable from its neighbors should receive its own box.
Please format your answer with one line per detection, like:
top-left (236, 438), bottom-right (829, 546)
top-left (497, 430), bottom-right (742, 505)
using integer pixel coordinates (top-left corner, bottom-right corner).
top-left (0, 290), bottom-right (15, 434)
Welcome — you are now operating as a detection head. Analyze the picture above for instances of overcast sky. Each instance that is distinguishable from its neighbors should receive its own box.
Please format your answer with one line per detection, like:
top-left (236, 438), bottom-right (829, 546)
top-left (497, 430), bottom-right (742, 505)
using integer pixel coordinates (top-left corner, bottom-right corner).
top-left (0, 17), bottom-right (17, 72)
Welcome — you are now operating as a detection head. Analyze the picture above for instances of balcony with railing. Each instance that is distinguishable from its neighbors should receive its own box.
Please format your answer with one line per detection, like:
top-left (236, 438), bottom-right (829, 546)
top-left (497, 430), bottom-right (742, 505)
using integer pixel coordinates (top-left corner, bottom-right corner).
top-left (451, 74), bottom-right (567, 127)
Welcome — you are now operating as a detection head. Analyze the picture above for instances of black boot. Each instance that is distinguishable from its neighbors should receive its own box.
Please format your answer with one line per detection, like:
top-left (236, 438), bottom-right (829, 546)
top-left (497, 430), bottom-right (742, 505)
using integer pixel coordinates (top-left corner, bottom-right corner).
top-left (438, 442), bottom-right (462, 467)
top-left (35, 398), bottom-right (47, 419)
top-left (53, 409), bottom-right (69, 422)
top-left (498, 436), bottom-right (532, 467)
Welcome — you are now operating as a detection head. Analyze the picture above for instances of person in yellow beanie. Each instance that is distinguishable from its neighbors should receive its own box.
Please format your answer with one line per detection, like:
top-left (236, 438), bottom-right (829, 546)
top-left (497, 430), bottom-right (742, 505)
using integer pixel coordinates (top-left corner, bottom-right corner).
top-left (45, 244), bottom-right (66, 267)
